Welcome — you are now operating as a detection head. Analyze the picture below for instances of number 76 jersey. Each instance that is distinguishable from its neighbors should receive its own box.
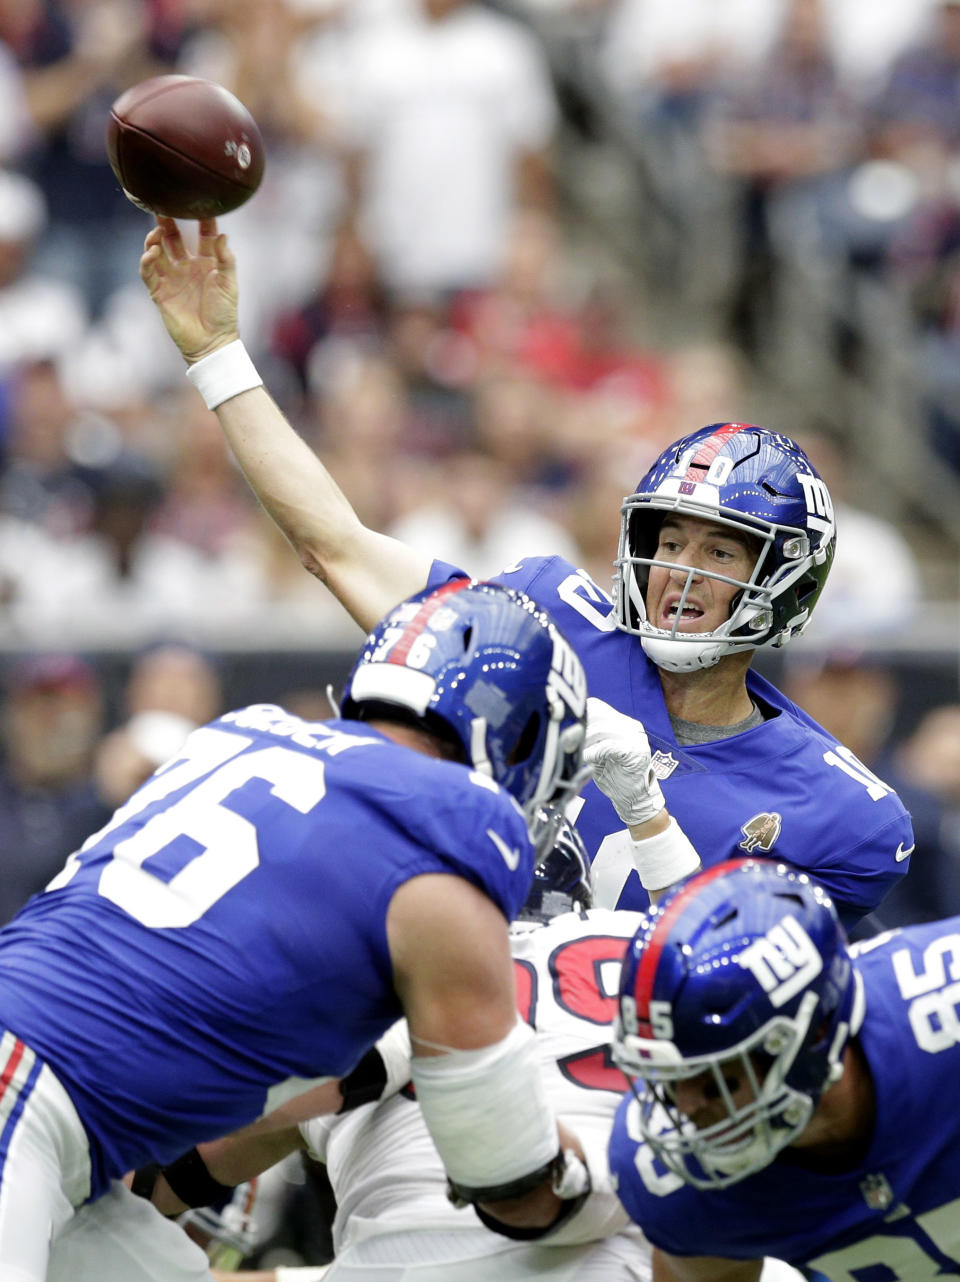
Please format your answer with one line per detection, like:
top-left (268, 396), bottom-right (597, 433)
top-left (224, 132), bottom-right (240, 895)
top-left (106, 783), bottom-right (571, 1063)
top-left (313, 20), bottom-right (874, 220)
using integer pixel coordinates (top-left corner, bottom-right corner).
top-left (609, 917), bottom-right (960, 1277)
top-left (0, 706), bottom-right (537, 1200)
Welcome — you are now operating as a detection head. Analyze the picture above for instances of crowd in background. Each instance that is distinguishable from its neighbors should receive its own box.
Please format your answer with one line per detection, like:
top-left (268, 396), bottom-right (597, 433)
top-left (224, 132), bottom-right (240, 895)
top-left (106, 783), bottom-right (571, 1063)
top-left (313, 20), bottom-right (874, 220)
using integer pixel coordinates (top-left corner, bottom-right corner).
top-left (1, 2), bottom-right (960, 1270)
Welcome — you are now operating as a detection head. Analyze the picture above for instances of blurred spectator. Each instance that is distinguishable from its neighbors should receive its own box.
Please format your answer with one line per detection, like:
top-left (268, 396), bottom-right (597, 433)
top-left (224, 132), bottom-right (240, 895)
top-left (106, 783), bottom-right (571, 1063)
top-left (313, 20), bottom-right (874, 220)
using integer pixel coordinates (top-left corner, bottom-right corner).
top-left (791, 429), bottom-right (922, 641)
top-left (874, 704), bottom-right (960, 924)
top-left (703, 0), bottom-right (864, 353)
top-left (11, 0), bottom-right (178, 314)
top-left (312, 352), bottom-right (416, 532)
top-left (271, 221), bottom-right (389, 401)
top-left (565, 438), bottom-right (657, 590)
top-left (0, 652), bottom-right (108, 923)
top-left (385, 301), bottom-right (475, 453)
top-left (0, 168), bottom-right (86, 375)
top-left (782, 648), bottom-right (900, 766)
top-left (601, 0), bottom-right (780, 120)
top-left (149, 387), bottom-right (260, 558)
top-left (387, 448), bottom-right (579, 575)
top-left (0, 36), bottom-right (31, 163)
top-left (453, 208), bottom-right (669, 419)
top-left (337, 0), bottom-right (558, 299)
top-left (93, 640), bottom-right (223, 807)
top-left (177, 0), bottom-right (343, 343)
top-left (783, 653), bottom-right (960, 926)
top-left (860, 4), bottom-right (960, 471)
top-left (0, 357), bottom-right (92, 534)
top-left (472, 368), bottom-right (570, 488)
top-left (122, 639), bottom-right (224, 727)
top-left (869, 0), bottom-right (960, 155)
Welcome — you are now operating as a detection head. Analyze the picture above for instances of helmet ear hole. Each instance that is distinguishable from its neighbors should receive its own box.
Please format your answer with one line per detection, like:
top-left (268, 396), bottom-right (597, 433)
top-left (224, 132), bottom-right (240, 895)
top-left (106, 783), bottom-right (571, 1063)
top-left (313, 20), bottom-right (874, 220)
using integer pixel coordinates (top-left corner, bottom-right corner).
top-left (509, 711), bottom-right (541, 766)
top-left (461, 625), bottom-right (473, 651)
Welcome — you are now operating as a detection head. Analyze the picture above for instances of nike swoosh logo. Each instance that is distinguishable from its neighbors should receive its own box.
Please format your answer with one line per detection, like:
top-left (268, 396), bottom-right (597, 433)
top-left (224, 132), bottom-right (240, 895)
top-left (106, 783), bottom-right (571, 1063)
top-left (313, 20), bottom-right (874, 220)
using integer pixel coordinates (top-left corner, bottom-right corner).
top-left (895, 842), bottom-right (915, 862)
top-left (486, 828), bottom-right (520, 871)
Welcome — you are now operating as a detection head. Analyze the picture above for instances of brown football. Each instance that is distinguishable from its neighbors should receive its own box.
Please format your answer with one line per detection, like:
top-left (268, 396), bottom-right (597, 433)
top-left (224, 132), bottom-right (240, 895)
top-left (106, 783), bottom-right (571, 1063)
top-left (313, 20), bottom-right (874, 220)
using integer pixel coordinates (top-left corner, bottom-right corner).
top-left (106, 75), bottom-right (265, 219)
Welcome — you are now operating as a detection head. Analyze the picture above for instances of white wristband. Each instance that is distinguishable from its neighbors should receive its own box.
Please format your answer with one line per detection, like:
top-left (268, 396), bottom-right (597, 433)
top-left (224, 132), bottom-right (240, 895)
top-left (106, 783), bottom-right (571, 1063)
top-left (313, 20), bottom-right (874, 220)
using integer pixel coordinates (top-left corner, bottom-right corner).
top-left (631, 816), bottom-right (701, 892)
top-left (185, 339), bottom-right (263, 410)
top-left (275, 1269), bottom-right (330, 1282)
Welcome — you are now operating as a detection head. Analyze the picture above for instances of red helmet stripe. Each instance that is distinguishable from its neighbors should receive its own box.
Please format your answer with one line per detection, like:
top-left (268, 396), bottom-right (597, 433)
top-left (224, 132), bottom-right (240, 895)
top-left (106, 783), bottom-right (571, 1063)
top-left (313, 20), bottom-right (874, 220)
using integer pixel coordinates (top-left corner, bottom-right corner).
top-left (633, 861), bottom-right (743, 1034)
top-left (682, 423), bottom-right (748, 484)
top-left (387, 579), bottom-right (473, 667)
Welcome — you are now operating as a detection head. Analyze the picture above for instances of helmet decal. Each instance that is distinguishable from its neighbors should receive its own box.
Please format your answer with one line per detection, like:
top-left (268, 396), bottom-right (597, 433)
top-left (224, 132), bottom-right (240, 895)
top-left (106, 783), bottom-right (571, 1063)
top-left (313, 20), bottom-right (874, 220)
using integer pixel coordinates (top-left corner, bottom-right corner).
top-left (383, 578), bottom-right (470, 668)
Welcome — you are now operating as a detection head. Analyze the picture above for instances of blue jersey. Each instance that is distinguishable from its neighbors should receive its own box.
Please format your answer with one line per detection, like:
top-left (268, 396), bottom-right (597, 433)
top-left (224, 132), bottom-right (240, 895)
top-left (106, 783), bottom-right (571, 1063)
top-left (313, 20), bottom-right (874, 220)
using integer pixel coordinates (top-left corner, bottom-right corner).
top-left (0, 704), bottom-right (534, 1200)
top-left (609, 917), bottom-right (960, 1277)
top-left (429, 557), bottom-right (912, 925)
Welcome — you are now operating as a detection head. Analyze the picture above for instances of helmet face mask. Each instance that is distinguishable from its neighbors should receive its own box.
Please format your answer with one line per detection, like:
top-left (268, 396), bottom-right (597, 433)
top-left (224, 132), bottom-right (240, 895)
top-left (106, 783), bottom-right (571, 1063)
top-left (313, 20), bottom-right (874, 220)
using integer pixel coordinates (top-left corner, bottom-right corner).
top-left (614, 424), bottom-right (836, 673)
top-left (341, 581), bottom-right (591, 854)
top-left (612, 859), bottom-right (858, 1190)
top-left (620, 1011), bottom-right (819, 1188)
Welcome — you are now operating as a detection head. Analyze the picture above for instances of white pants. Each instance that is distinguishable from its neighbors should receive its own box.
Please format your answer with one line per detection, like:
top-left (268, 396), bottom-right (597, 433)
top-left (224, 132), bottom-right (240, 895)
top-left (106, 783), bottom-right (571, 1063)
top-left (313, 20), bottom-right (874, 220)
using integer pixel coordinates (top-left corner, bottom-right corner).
top-left (48, 1183), bottom-right (217, 1282)
top-left (321, 1223), bottom-right (651, 1282)
top-left (0, 1030), bottom-right (214, 1282)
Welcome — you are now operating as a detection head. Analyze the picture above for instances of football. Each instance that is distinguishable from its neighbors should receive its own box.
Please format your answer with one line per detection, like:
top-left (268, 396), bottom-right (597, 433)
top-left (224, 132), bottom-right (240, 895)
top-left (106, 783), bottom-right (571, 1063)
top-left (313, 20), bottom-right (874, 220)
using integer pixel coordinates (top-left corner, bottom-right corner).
top-left (106, 75), bottom-right (265, 219)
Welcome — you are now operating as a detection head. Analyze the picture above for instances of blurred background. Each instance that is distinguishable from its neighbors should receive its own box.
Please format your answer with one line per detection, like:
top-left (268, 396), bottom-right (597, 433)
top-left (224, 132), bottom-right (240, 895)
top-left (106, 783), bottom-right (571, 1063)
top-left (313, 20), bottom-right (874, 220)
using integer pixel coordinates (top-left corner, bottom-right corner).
top-left (1, 0), bottom-right (960, 1263)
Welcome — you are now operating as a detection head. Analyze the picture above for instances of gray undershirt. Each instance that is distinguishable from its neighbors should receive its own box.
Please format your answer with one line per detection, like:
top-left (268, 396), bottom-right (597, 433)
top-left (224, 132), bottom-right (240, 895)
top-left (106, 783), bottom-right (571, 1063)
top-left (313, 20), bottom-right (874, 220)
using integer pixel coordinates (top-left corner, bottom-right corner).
top-left (669, 701), bottom-right (766, 746)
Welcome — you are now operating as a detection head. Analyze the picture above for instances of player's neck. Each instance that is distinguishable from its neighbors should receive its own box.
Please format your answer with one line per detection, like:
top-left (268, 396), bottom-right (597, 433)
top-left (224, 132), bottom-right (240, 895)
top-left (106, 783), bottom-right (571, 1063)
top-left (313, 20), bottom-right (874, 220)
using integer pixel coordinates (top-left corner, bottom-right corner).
top-left (782, 1041), bottom-right (875, 1172)
top-left (368, 720), bottom-right (453, 761)
top-left (657, 652), bottom-right (755, 726)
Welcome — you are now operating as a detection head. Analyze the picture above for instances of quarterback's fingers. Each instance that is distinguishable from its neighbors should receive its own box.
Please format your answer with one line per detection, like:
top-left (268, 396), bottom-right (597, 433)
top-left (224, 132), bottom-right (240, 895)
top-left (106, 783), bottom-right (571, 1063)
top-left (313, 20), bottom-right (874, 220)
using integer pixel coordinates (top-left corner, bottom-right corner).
top-left (156, 215), bottom-right (186, 263)
top-left (197, 217), bottom-right (220, 255)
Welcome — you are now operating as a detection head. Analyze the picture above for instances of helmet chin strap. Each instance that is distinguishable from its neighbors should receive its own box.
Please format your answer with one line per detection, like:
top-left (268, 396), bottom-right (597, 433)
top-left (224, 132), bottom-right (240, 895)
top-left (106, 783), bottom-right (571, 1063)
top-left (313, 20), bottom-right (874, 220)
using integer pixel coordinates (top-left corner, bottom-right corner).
top-left (640, 634), bottom-right (734, 673)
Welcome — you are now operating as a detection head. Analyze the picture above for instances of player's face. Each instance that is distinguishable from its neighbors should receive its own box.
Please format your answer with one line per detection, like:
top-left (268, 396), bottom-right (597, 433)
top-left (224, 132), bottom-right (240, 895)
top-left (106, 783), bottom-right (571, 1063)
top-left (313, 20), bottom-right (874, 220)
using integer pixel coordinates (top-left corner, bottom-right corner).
top-left (644, 516), bottom-right (759, 634)
top-left (666, 1056), bottom-right (758, 1135)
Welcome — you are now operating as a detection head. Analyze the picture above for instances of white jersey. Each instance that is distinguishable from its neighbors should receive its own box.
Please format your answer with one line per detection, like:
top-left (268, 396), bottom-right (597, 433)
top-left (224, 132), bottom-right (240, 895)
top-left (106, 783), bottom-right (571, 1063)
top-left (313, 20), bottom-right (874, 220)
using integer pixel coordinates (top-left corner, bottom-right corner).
top-left (303, 909), bottom-right (649, 1263)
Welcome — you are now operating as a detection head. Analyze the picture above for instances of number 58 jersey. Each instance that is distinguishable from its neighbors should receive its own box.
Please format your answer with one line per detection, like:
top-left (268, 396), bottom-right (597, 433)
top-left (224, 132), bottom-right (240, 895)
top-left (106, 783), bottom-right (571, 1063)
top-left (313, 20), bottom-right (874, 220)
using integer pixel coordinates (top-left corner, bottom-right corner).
top-left (0, 706), bottom-right (536, 1200)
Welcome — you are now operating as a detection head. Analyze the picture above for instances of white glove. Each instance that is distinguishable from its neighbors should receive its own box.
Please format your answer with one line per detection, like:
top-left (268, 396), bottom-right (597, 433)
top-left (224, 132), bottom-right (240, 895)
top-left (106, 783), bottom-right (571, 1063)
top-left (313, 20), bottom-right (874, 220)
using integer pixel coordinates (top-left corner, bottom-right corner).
top-left (583, 697), bottom-right (665, 827)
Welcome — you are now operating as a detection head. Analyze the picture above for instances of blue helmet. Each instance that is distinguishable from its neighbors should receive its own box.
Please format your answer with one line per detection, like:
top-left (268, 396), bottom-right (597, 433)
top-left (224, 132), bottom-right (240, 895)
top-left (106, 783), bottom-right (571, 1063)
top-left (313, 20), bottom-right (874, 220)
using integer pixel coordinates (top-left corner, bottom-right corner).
top-left (341, 581), bottom-right (590, 845)
top-left (614, 424), bottom-right (836, 672)
top-left (516, 813), bottom-right (593, 924)
top-left (612, 859), bottom-right (860, 1189)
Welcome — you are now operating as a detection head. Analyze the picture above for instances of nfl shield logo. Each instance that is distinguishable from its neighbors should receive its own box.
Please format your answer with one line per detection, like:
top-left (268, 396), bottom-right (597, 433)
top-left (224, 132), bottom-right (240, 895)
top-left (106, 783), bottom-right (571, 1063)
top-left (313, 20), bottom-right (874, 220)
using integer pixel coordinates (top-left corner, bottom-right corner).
top-left (651, 751), bottom-right (679, 780)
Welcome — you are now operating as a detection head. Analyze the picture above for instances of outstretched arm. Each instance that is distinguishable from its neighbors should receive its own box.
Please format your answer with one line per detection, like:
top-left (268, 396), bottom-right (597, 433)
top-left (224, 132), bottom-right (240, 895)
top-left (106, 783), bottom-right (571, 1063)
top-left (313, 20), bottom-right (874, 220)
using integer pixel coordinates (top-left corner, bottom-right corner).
top-left (139, 217), bottom-right (432, 633)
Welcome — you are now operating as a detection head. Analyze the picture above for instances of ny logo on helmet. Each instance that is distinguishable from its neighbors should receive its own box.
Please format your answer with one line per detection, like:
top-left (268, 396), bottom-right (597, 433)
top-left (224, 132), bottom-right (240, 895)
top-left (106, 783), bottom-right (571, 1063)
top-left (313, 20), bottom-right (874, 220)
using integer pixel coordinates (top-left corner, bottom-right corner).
top-left (796, 473), bottom-right (835, 540)
top-left (737, 915), bottom-right (823, 1007)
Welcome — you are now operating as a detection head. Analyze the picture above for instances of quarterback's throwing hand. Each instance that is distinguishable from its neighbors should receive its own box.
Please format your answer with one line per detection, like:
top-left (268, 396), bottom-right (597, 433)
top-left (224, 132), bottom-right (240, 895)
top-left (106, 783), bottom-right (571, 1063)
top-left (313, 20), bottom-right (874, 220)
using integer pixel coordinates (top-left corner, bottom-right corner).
top-left (140, 216), bottom-right (239, 363)
top-left (583, 697), bottom-right (665, 827)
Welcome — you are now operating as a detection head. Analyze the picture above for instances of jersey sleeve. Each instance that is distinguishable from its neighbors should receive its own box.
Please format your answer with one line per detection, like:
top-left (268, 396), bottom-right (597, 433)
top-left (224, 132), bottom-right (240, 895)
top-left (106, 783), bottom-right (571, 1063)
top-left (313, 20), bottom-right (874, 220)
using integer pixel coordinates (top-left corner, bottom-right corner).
top-left (398, 760), bottom-right (537, 925)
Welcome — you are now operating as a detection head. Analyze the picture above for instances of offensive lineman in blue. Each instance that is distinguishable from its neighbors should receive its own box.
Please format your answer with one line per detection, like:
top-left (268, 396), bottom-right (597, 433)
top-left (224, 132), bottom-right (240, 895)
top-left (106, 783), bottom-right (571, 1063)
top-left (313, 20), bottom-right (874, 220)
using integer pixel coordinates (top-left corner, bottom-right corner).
top-left (0, 580), bottom-right (596, 1282)
top-left (139, 217), bottom-right (913, 926)
top-left (609, 858), bottom-right (960, 1280)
